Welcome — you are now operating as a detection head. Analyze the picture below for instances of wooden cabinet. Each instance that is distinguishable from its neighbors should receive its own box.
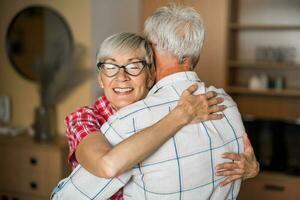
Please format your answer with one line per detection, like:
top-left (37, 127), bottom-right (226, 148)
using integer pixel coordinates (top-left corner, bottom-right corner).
top-left (0, 135), bottom-right (70, 200)
top-left (226, 0), bottom-right (300, 120)
top-left (238, 172), bottom-right (300, 200)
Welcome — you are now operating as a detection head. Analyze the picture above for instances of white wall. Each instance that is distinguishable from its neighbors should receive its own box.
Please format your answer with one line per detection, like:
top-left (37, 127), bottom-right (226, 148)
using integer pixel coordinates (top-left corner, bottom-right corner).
top-left (90, 0), bottom-right (141, 100)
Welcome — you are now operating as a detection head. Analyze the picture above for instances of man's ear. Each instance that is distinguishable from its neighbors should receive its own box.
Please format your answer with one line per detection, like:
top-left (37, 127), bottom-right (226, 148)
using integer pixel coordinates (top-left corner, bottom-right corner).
top-left (97, 73), bottom-right (104, 88)
top-left (182, 57), bottom-right (192, 70)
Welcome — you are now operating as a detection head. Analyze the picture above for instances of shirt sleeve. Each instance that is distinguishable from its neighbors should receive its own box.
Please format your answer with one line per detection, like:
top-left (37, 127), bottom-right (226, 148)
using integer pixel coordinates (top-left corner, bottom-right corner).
top-left (65, 106), bottom-right (104, 168)
top-left (51, 165), bottom-right (131, 200)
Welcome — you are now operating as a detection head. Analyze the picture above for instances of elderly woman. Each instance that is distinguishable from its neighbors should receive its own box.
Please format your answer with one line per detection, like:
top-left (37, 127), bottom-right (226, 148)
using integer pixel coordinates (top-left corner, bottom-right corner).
top-left (52, 32), bottom-right (258, 199)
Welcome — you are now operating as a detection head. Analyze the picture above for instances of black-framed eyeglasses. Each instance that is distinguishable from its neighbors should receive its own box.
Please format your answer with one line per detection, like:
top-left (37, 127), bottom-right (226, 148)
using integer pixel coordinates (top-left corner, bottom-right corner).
top-left (97, 60), bottom-right (148, 77)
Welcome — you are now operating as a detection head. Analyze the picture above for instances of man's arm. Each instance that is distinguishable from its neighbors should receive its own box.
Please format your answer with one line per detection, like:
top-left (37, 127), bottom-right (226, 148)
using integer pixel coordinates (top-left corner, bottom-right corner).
top-left (51, 164), bottom-right (131, 200)
top-left (52, 105), bottom-right (195, 200)
top-left (76, 84), bottom-right (226, 178)
top-left (52, 85), bottom-right (225, 199)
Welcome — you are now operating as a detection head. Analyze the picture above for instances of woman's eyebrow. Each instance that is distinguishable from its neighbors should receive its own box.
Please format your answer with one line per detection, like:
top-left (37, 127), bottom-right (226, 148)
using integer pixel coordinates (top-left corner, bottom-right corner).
top-left (103, 57), bottom-right (143, 63)
top-left (104, 57), bottom-right (116, 62)
top-left (128, 58), bottom-right (143, 62)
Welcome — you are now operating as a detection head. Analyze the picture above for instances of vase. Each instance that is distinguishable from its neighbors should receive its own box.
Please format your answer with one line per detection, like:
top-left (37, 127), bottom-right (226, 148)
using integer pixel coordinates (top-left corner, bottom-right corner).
top-left (33, 106), bottom-right (56, 142)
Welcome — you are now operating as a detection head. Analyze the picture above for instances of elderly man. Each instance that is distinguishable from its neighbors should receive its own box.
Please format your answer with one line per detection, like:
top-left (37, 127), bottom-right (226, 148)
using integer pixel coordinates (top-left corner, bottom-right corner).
top-left (52, 4), bottom-right (259, 200)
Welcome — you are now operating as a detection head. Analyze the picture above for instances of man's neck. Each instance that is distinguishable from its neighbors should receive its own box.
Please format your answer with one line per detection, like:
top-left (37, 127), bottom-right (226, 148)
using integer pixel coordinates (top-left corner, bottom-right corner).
top-left (156, 66), bottom-right (188, 81)
top-left (154, 52), bottom-right (191, 81)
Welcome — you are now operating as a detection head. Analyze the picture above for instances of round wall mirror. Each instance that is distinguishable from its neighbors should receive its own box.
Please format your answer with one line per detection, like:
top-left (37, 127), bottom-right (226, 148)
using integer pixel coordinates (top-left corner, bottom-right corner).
top-left (6, 6), bottom-right (73, 81)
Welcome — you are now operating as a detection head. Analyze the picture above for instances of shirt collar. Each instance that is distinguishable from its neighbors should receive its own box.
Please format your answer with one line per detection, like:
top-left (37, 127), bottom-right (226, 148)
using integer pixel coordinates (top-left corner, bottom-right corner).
top-left (148, 71), bottom-right (201, 96)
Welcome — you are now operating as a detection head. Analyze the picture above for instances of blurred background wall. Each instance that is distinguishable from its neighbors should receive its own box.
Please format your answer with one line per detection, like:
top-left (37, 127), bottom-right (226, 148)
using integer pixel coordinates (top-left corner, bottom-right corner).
top-left (0, 0), bottom-right (92, 134)
top-left (0, 0), bottom-right (228, 135)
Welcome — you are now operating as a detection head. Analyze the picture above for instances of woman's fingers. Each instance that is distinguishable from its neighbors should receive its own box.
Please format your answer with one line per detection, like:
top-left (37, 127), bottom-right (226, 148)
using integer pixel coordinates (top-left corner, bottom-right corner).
top-left (208, 96), bottom-right (224, 106)
top-left (221, 152), bottom-right (242, 161)
top-left (243, 133), bottom-right (254, 154)
top-left (219, 175), bottom-right (241, 187)
top-left (206, 114), bottom-right (224, 120)
top-left (215, 162), bottom-right (238, 171)
top-left (205, 92), bottom-right (225, 118)
top-left (179, 85), bottom-right (227, 123)
top-left (204, 91), bottom-right (217, 99)
top-left (208, 104), bottom-right (226, 114)
top-left (216, 169), bottom-right (244, 177)
top-left (214, 136), bottom-right (260, 186)
top-left (183, 84), bottom-right (198, 96)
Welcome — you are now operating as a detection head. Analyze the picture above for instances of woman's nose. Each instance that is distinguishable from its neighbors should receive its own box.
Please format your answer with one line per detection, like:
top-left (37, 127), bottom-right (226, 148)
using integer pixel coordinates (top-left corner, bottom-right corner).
top-left (115, 68), bottom-right (130, 81)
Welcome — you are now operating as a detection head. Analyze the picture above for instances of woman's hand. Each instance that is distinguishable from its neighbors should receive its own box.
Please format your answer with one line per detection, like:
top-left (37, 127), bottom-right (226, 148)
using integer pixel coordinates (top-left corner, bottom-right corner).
top-left (215, 133), bottom-right (260, 187)
top-left (176, 84), bottom-right (226, 124)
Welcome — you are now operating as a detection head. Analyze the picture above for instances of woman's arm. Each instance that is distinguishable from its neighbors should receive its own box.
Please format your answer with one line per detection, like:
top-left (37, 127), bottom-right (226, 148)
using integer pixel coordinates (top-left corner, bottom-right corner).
top-left (76, 84), bottom-right (225, 178)
top-left (215, 133), bottom-right (260, 187)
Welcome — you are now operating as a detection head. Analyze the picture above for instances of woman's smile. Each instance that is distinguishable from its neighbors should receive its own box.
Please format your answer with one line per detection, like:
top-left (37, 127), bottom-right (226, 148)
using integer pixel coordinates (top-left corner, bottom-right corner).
top-left (113, 87), bottom-right (134, 94)
top-left (98, 52), bottom-right (153, 110)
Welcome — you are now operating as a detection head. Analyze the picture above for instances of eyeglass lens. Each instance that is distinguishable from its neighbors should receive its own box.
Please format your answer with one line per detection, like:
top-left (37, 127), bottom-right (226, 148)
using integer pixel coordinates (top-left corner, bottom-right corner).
top-left (99, 61), bottom-right (146, 77)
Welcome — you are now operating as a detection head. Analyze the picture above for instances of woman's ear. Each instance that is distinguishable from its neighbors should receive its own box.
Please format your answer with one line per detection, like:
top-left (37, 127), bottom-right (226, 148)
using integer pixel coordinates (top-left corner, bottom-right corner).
top-left (97, 73), bottom-right (104, 88)
top-left (147, 67), bottom-right (156, 89)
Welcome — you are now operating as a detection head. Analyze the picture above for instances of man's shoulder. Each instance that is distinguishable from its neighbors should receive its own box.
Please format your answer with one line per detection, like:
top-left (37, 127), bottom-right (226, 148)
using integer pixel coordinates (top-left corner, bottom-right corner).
top-left (206, 86), bottom-right (236, 107)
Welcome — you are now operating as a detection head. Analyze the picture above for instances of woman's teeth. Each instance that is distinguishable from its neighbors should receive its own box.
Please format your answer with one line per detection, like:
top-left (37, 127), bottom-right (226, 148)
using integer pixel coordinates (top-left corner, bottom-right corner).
top-left (113, 88), bottom-right (133, 93)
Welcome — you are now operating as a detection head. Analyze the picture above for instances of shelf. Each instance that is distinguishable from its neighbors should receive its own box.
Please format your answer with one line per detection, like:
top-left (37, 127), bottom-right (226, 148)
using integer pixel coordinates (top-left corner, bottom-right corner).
top-left (227, 0), bottom-right (300, 120)
top-left (228, 60), bottom-right (300, 70)
top-left (227, 86), bottom-right (300, 97)
top-left (229, 23), bottom-right (300, 30)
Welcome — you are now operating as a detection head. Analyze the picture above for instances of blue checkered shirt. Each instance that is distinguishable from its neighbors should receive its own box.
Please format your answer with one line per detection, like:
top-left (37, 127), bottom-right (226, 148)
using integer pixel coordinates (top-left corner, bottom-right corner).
top-left (51, 71), bottom-right (245, 200)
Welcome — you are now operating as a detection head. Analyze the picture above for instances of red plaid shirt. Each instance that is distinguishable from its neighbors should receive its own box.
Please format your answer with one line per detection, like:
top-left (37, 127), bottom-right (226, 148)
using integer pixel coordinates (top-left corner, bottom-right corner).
top-left (65, 96), bottom-right (123, 200)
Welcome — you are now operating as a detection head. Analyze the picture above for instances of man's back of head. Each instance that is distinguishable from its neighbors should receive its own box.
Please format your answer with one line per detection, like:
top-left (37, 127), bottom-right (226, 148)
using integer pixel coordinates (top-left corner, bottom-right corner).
top-left (144, 4), bottom-right (205, 69)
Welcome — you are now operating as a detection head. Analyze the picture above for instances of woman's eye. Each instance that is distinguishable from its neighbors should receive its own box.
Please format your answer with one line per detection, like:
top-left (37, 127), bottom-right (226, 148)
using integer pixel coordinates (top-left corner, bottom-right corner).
top-left (126, 64), bottom-right (139, 69)
top-left (104, 64), bottom-right (117, 70)
top-left (127, 63), bottom-right (144, 69)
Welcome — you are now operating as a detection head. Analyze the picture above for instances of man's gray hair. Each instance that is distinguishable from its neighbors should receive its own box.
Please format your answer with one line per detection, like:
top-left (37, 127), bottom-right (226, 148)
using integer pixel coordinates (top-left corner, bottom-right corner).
top-left (96, 32), bottom-right (153, 68)
top-left (144, 4), bottom-right (205, 68)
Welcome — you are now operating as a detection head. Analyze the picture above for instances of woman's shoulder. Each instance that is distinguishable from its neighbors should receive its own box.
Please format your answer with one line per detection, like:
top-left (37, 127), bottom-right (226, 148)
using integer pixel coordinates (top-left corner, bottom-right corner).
top-left (64, 96), bottom-right (113, 125)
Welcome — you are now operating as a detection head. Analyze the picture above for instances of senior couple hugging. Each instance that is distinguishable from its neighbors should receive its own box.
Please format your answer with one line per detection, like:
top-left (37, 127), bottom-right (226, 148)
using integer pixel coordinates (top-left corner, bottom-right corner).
top-left (51, 4), bottom-right (259, 200)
